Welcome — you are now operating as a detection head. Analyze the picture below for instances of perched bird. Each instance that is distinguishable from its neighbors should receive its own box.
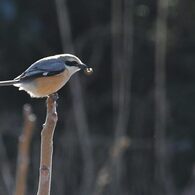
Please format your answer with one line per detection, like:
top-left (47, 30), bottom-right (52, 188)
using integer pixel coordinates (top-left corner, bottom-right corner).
top-left (0, 54), bottom-right (93, 98)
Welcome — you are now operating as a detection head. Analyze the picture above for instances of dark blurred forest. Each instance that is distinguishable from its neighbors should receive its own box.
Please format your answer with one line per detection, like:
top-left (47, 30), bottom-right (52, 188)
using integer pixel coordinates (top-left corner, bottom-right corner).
top-left (0, 0), bottom-right (195, 195)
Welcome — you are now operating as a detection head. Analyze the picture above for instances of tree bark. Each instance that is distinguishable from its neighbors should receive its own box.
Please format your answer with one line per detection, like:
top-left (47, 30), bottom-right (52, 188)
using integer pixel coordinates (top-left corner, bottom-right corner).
top-left (37, 94), bottom-right (58, 195)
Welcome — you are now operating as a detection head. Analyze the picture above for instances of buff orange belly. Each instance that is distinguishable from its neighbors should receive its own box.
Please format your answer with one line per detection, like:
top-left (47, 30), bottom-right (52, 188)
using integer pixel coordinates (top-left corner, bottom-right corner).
top-left (18, 70), bottom-right (70, 97)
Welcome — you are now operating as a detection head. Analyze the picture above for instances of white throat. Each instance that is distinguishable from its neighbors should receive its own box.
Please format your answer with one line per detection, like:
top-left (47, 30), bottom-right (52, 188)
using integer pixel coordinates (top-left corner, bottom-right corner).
top-left (65, 66), bottom-right (80, 76)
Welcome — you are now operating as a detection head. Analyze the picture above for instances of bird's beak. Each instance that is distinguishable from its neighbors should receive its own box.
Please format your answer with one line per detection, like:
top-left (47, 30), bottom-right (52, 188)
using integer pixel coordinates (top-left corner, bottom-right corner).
top-left (77, 63), bottom-right (88, 70)
top-left (78, 63), bottom-right (93, 75)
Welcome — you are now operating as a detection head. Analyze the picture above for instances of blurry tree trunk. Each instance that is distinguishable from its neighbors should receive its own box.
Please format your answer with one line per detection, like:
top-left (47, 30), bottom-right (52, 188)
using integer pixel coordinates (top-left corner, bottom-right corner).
top-left (110, 0), bottom-right (133, 194)
top-left (154, 0), bottom-right (175, 194)
top-left (55, 0), bottom-right (94, 194)
top-left (112, 0), bottom-right (133, 138)
top-left (14, 104), bottom-right (36, 195)
top-left (92, 137), bottom-right (130, 195)
top-left (37, 94), bottom-right (58, 195)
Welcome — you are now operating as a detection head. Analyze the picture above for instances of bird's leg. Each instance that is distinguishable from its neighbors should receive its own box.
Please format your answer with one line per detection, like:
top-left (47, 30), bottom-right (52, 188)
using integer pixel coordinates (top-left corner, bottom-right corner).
top-left (49, 93), bottom-right (59, 101)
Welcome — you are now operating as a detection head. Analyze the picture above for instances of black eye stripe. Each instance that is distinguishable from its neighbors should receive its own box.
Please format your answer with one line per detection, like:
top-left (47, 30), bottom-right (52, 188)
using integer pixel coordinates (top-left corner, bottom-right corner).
top-left (65, 60), bottom-right (78, 66)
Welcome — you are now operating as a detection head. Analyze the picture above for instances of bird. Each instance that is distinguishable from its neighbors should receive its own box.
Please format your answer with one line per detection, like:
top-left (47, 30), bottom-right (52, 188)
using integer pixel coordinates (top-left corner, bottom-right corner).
top-left (0, 54), bottom-right (93, 98)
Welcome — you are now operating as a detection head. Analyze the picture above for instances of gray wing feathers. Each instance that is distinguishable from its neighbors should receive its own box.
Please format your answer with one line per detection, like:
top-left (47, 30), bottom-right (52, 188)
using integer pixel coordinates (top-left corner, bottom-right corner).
top-left (16, 59), bottom-right (65, 80)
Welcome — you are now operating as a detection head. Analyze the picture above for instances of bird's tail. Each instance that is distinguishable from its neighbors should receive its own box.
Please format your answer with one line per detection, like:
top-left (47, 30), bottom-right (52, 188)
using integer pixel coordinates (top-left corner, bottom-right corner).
top-left (0, 80), bottom-right (20, 86)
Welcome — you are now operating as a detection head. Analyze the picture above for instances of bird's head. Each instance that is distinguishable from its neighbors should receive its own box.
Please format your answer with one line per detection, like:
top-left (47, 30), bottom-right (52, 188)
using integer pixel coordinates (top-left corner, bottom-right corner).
top-left (58, 54), bottom-right (93, 75)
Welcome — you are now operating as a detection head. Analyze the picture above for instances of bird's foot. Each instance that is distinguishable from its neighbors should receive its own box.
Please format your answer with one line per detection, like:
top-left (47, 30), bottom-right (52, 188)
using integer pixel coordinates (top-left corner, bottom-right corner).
top-left (48, 93), bottom-right (59, 101)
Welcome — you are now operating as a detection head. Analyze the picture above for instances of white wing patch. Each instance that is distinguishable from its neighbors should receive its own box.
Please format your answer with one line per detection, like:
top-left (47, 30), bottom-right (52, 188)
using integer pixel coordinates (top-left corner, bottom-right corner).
top-left (43, 72), bottom-right (48, 76)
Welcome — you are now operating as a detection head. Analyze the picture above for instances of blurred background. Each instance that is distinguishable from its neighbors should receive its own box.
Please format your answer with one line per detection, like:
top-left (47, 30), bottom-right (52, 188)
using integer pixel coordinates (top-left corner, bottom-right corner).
top-left (0, 0), bottom-right (195, 195)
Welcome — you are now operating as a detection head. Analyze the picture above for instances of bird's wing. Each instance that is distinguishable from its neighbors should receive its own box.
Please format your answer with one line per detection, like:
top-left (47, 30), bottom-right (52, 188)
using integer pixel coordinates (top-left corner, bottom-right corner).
top-left (15, 59), bottom-right (66, 80)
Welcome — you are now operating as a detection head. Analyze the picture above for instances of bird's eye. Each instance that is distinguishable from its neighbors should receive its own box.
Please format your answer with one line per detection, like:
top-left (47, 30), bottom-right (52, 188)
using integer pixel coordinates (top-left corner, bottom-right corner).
top-left (65, 60), bottom-right (78, 66)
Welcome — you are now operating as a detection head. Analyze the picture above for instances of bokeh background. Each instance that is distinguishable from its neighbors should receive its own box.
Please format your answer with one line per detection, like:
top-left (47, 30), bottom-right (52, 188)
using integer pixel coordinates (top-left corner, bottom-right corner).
top-left (0, 0), bottom-right (195, 195)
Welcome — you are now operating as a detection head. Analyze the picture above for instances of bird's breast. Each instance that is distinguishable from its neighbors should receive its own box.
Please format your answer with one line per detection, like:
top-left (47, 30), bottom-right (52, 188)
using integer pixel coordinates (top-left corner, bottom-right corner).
top-left (20, 70), bottom-right (70, 97)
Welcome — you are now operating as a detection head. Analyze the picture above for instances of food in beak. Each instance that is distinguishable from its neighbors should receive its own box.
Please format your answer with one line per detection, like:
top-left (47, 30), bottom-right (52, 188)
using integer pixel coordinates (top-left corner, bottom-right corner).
top-left (84, 67), bottom-right (93, 75)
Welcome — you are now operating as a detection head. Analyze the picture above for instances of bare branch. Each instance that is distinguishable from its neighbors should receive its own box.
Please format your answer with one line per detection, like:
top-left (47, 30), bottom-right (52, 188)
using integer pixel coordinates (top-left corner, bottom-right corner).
top-left (14, 104), bottom-right (36, 195)
top-left (37, 94), bottom-right (58, 195)
top-left (93, 0), bottom-right (134, 194)
top-left (154, 0), bottom-right (175, 194)
top-left (55, 0), bottom-right (94, 194)
top-left (92, 137), bottom-right (130, 195)
top-left (110, 0), bottom-right (134, 194)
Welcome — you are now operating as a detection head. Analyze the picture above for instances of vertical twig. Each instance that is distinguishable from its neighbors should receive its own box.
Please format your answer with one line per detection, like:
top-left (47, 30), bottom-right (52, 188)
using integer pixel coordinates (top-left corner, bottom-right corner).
top-left (93, 0), bottom-right (134, 194)
top-left (111, 0), bottom-right (133, 194)
top-left (112, 0), bottom-right (133, 138)
top-left (154, 0), bottom-right (175, 194)
top-left (111, 0), bottom-right (123, 121)
top-left (37, 93), bottom-right (58, 195)
top-left (55, 0), bottom-right (94, 194)
top-left (14, 104), bottom-right (36, 195)
top-left (92, 137), bottom-right (130, 195)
